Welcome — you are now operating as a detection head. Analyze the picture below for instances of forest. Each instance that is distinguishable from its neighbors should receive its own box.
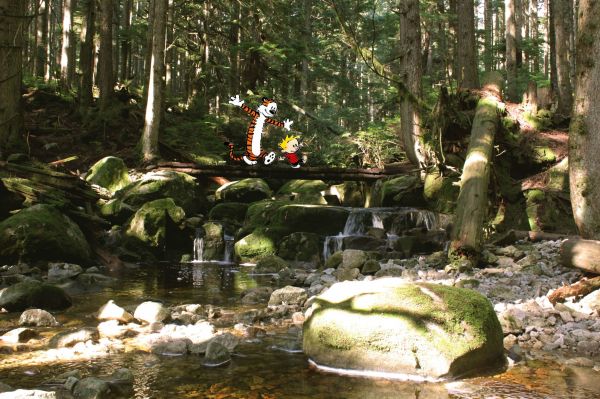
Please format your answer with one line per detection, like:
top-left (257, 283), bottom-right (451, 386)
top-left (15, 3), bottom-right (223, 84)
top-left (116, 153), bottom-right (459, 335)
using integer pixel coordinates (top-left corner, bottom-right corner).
top-left (0, 0), bottom-right (600, 397)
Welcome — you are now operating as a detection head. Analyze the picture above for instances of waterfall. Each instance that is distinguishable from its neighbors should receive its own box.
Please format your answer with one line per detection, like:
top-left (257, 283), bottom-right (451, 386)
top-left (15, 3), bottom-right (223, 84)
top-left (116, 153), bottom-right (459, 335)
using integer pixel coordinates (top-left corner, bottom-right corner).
top-left (223, 233), bottom-right (235, 263)
top-left (323, 234), bottom-right (344, 261)
top-left (193, 229), bottom-right (204, 262)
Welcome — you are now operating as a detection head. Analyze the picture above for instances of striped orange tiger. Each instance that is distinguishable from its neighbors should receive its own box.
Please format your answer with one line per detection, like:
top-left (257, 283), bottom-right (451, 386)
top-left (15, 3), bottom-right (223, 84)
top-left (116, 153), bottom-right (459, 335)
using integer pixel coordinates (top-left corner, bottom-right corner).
top-left (225, 95), bottom-right (293, 165)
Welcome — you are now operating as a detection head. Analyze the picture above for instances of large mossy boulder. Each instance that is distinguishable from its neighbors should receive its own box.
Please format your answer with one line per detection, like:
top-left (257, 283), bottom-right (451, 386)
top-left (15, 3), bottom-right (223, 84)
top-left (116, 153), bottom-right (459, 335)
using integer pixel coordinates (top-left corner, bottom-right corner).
top-left (525, 189), bottom-right (577, 233)
top-left (208, 202), bottom-right (249, 226)
top-left (215, 178), bottom-right (272, 203)
top-left (124, 198), bottom-right (186, 253)
top-left (271, 205), bottom-right (349, 236)
top-left (276, 179), bottom-right (328, 204)
top-left (372, 176), bottom-right (423, 207)
top-left (0, 280), bottom-right (72, 312)
top-left (331, 182), bottom-right (365, 207)
top-left (0, 204), bottom-right (91, 264)
top-left (234, 229), bottom-right (279, 262)
top-left (115, 170), bottom-right (204, 215)
top-left (277, 232), bottom-right (322, 263)
top-left (243, 199), bottom-right (291, 230)
top-left (303, 279), bottom-right (504, 379)
top-left (85, 156), bottom-right (131, 193)
top-left (423, 169), bottom-right (459, 214)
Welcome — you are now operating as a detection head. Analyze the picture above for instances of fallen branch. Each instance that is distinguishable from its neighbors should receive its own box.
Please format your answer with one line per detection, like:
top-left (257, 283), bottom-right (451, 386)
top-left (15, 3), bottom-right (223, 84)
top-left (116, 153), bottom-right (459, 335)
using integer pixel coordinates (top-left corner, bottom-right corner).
top-left (548, 276), bottom-right (600, 304)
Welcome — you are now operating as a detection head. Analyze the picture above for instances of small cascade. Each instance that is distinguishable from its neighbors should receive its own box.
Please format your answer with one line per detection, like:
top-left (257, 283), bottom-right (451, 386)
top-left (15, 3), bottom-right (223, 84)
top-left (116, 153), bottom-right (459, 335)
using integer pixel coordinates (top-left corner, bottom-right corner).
top-left (322, 208), bottom-right (446, 261)
top-left (223, 233), bottom-right (235, 263)
top-left (193, 228), bottom-right (204, 262)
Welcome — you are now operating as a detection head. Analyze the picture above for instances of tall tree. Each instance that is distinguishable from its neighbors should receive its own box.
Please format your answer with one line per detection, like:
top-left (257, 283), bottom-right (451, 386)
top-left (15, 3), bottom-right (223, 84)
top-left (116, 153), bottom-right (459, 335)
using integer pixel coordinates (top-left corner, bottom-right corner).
top-left (141, 0), bottom-right (167, 162)
top-left (79, 0), bottom-right (95, 108)
top-left (120, 0), bottom-right (132, 82)
top-left (0, 0), bottom-right (25, 158)
top-left (484, 0), bottom-right (494, 71)
top-left (569, 0), bottom-right (600, 238)
top-left (35, 0), bottom-right (49, 77)
top-left (553, 0), bottom-right (573, 118)
top-left (99, 0), bottom-right (114, 109)
top-left (60, 0), bottom-right (74, 89)
top-left (506, 0), bottom-right (519, 100)
top-left (398, 0), bottom-right (424, 165)
top-left (456, 0), bottom-right (479, 88)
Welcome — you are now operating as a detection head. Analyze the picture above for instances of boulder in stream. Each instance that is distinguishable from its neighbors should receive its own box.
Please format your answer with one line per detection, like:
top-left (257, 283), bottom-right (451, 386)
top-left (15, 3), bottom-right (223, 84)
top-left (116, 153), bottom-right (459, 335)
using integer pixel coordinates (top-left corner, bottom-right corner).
top-left (303, 278), bottom-right (505, 379)
top-left (0, 281), bottom-right (72, 312)
top-left (134, 301), bottom-right (169, 324)
top-left (215, 178), bottom-right (272, 203)
top-left (85, 156), bottom-right (131, 194)
top-left (0, 204), bottom-right (92, 264)
top-left (19, 309), bottom-right (60, 327)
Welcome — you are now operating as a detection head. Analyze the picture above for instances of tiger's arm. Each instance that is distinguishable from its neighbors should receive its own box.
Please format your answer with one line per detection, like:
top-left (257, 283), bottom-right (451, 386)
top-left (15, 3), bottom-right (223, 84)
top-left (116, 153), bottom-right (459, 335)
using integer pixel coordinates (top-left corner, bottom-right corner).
top-left (266, 118), bottom-right (293, 131)
top-left (240, 104), bottom-right (258, 118)
top-left (229, 94), bottom-right (258, 117)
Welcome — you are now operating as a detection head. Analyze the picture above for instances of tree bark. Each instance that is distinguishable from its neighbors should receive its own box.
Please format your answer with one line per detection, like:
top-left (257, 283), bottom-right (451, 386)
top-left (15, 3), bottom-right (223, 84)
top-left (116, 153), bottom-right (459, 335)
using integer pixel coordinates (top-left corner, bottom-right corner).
top-left (456, 0), bottom-right (479, 88)
top-left (398, 0), bottom-right (424, 166)
top-left (569, 0), bottom-right (600, 239)
top-left (0, 0), bottom-right (25, 158)
top-left (120, 0), bottom-right (132, 82)
top-left (484, 0), bottom-right (493, 72)
top-left (35, 0), bottom-right (48, 77)
top-left (449, 72), bottom-right (503, 259)
top-left (60, 0), bottom-right (73, 89)
top-left (548, 276), bottom-right (600, 304)
top-left (553, 0), bottom-right (574, 118)
top-left (141, 0), bottom-right (167, 163)
top-left (506, 0), bottom-right (519, 101)
top-left (79, 0), bottom-right (95, 108)
top-left (99, 0), bottom-right (114, 110)
top-left (560, 239), bottom-right (600, 274)
top-left (530, 0), bottom-right (540, 73)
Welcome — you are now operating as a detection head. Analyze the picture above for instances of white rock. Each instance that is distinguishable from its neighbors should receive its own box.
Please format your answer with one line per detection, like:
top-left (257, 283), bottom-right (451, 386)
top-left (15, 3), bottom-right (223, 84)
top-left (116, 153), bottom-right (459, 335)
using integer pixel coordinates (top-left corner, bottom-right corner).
top-left (97, 300), bottom-right (133, 323)
top-left (134, 301), bottom-right (169, 324)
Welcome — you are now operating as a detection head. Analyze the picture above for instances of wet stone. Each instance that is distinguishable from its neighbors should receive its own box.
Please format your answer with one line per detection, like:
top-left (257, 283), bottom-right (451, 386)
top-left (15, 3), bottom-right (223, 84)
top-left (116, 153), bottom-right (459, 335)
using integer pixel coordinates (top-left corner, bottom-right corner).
top-left (19, 309), bottom-right (60, 327)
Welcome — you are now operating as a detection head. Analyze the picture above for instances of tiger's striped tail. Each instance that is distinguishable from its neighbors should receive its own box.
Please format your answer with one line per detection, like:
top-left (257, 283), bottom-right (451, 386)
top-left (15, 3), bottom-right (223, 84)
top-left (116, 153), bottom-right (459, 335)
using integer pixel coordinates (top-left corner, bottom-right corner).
top-left (225, 142), bottom-right (243, 161)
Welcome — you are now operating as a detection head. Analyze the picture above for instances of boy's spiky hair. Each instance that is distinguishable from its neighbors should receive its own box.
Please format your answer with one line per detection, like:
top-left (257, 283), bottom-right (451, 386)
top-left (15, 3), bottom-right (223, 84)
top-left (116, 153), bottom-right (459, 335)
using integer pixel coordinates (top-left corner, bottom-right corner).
top-left (279, 134), bottom-right (300, 151)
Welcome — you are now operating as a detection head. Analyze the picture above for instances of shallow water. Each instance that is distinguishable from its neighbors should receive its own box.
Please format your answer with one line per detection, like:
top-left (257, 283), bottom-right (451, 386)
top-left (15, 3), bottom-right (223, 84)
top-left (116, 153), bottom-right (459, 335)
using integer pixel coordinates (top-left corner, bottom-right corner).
top-left (1, 263), bottom-right (599, 398)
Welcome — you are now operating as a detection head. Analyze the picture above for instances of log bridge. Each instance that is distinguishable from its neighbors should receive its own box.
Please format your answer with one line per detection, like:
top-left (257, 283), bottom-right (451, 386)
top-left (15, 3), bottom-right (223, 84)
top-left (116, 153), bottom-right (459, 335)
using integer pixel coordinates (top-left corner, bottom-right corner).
top-left (151, 161), bottom-right (416, 181)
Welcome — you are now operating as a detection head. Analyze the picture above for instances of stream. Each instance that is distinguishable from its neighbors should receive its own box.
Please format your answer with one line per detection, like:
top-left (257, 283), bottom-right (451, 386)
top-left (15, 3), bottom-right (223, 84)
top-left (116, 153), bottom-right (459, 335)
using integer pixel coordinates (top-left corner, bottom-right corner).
top-left (1, 262), bottom-right (599, 398)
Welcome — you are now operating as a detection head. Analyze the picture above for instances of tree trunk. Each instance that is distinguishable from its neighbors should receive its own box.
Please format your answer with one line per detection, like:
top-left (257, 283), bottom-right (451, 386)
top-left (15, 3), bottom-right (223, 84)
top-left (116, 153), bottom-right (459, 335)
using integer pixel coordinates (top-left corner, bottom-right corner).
top-left (549, 0), bottom-right (558, 96)
top-left (456, 0), bottom-right (479, 88)
top-left (120, 0), bottom-right (132, 82)
top-left (449, 72), bottom-right (503, 259)
top-left (0, 0), bottom-right (25, 158)
top-left (79, 0), bottom-right (95, 108)
top-left (99, 0), bottom-right (114, 110)
top-left (141, 0), bottom-right (167, 163)
top-left (484, 0), bottom-right (493, 72)
top-left (398, 0), bottom-right (424, 166)
top-left (228, 0), bottom-right (240, 95)
top-left (531, 0), bottom-right (540, 73)
top-left (506, 0), bottom-right (519, 101)
top-left (553, 0), bottom-right (574, 118)
top-left (560, 239), bottom-right (600, 274)
top-left (60, 0), bottom-right (73, 89)
top-left (36, 0), bottom-right (48, 77)
top-left (569, 0), bottom-right (600, 239)
top-left (143, 0), bottom-right (154, 98)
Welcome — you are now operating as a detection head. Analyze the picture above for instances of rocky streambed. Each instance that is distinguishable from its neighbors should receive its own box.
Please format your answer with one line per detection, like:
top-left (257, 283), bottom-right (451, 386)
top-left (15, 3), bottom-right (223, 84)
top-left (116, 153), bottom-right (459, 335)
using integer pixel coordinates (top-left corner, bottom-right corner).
top-left (0, 238), bottom-right (599, 398)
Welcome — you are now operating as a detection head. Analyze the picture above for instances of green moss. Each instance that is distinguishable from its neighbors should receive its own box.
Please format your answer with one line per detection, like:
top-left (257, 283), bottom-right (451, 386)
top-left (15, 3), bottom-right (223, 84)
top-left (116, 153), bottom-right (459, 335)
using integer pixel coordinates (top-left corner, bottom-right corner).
top-left (85, 156), bottom-right (131, 193)
top-left (215, 178), bottom-right (272, 203)
top-left (124, 198), bottom-right (186, 249)
top-left (234, 230), bottom-right (278, 262)
top-left (243, 199), bottom-right (291, 229)
top-left (208, 202), bottom-right (249, 225)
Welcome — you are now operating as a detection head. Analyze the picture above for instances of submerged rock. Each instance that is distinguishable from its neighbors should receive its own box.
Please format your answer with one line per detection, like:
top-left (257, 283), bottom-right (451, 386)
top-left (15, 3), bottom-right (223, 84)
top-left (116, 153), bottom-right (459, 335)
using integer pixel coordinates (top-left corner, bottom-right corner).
top-left (47, 262), bottom-right (83, 282)
top-left (50, 327), bottom-right (99, 348)
top-left (203, 341), bottom-right (231, 366)
top-left (0, 281), bottom-right (72, 312)
top-left (72, 377), bottom-right (112, 399)
top-left (0, 204), bottom-right (91, 264)
top-left (303, 278), bottom-right (505, 379)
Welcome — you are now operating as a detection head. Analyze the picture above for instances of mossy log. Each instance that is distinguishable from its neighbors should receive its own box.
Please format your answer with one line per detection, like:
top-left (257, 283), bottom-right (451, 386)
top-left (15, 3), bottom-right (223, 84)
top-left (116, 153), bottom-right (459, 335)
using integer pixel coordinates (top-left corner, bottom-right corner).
top-left (560, 239), bottom-right (600, 274)
top-left (449, 72), bottom-right (503, 259)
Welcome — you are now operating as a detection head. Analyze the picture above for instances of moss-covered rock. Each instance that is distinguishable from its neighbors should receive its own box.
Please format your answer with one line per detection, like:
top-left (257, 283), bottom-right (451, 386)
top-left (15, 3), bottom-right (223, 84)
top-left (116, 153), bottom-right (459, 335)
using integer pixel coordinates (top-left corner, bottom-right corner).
top-left (124, 198), bottom-right (186, 254)
top-left (303, 279), bottom-right (505, 379)
top-left (0, 204), bottom-right (91, 264)
top-left (234, 228), bottom-right (282, 262)
top-left (215, 178), bottom-right (272, 203)
top-left (0, 280), bottom-right (72, 312)
top-left (277, 232), bottom-right (322, 263)
top-left (276, 179), bottom-right (328, 204)
top-left (525, 189), bottom-right (577, 233)
top-left (202, 222), bottom-right (224, 261)
top-left (243, 199), bottom-right (291, 230)
top-left (324, 251), bottom-right (343, 269)
top-left (331, 182), bottom-right (365, 207)
top-left (116, 170), bottom-right (204, 215)
top-left (372, 176), bottom-right (424, 207)
top-left (85, 156), bottom-right (131, 193)
top-left (424, 169), bottom-right (460, 214)
top-left (271, 205), bottom-right (349, 236)
top-left (255, 254), bottom-right (289, 273)
top-left (208, 202), bottom-right (249, 226)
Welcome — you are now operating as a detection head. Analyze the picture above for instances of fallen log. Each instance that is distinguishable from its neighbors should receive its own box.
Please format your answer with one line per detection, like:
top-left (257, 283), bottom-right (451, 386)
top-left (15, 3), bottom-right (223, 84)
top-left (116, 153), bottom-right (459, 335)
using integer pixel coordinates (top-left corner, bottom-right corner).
top-left (449, 71), bottom-right (503, 260)
top-left (560, 239), bottom-right (600, 274)
top-left (548, 276), bottom-right (600, 304)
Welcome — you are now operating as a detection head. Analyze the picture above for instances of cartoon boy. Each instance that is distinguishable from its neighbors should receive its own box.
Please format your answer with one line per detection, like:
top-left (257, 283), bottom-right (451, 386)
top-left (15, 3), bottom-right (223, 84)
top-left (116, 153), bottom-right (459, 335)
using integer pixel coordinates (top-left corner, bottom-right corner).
top-left (279, 135), bottom-right (305, 168)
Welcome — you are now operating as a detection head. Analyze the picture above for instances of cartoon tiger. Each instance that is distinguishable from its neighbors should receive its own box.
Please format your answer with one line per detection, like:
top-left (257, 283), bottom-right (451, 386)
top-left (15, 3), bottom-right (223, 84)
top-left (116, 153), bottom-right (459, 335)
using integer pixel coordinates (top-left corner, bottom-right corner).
top-left (225, 95), bottom-right (293, 165)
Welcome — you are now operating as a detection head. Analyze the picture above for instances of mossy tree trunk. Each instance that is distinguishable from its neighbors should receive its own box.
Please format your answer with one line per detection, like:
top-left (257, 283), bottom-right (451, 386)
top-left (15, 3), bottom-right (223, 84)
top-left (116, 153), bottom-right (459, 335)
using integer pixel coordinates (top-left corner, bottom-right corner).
top-left (569, 0), bottom-right (600, 239)
top-left (449, 72), bottom-right (503, 260)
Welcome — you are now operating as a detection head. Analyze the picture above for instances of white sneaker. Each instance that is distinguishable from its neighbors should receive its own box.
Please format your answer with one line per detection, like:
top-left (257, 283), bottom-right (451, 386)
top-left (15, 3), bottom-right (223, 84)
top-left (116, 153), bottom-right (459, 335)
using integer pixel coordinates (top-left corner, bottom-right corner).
top-left (263, 152), bottom-right (276, 165)
top-left (291, 164), bottom-right (301, 168)
top-left (243, 155), bottom-right (257, 165)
